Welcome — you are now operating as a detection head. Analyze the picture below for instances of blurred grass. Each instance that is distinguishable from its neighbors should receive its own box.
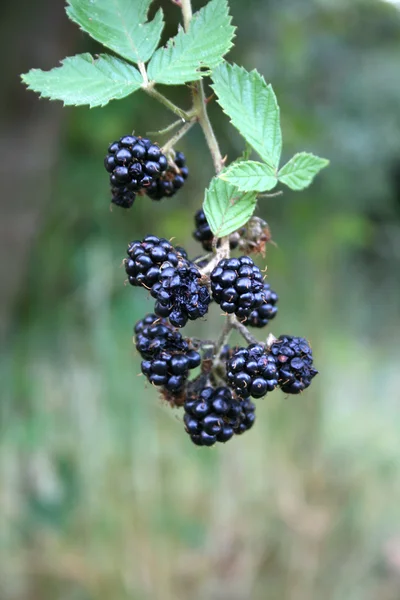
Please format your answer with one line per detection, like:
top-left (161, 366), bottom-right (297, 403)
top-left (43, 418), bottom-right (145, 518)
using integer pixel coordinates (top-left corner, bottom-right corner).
top-left (2, 0), bottom-right (400, 599)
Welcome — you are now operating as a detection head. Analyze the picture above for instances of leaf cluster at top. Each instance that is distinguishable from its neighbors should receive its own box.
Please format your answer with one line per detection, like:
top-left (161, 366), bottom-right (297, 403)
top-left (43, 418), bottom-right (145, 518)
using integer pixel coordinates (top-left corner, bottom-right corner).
top-left (21, 0), bottom-right (235, 107)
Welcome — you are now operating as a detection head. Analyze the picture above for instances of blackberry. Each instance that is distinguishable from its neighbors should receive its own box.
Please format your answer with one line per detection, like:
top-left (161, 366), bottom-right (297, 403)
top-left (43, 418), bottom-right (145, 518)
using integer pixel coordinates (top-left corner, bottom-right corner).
top-left (269, 335), bottom-right (318, 394)
top-left (125, 235), bottom-right (187, 289)
top-left (111, 185), bottom-right (136, 209)
top-left (105, 135), bottom-right (168, 203)
top-left (134, 313), bottom-right (188, 359)
top-left (226, 344), bottom-right (278, 399)
top-left (184, 386), bottom-right (251, 446)
top-left (234, 398), bottom-right (256, 435)
top-left (210, 256), bottom-right (265, 320)
top-left (193, 210), bottom-right (240, 252)
top-left (141, 347), bottom-right (201, 393)
top-left (134, 314), bottom-right (201, 393)
top-left (146, 150), bottom-right (189, 200)
top-left (151, 262), bottom-right (211, 328)
top-left (243, 282), bottom-right (278, 328)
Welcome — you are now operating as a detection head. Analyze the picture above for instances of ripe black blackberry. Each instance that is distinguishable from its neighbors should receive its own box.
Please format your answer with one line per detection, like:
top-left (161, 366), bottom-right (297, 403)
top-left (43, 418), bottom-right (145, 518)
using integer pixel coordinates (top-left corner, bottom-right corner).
top-left (269, 335), bottom-right (318, 394)
top-left (105, 135), bottom-right (168, 203)
top-left (141, 347), bottom-right (201, 393)
top-left (183, 386), bottom-right (252, 446)
top-left (134, 313), bottom-right (189, 359)
top-left (134, 314), bottom-right (201, 393)
top-left (146, 150), bottom-right (189, 200)
top-left (125, 235), bottom-right (187, 289)
top-left (193, 209), bottom-right (240, 252)
top-left (234, 398), bottom-right (256, 434)
top-left (210, 256), bottom-right (265, 320)
top-left (243, 282), bottom-right (278, 328)
top-left (226, 344), bottom-right (278, 399)
top-left (111, 185), bottom-right (136, 209)
top-left (151, 262), bottom-right (211, 328)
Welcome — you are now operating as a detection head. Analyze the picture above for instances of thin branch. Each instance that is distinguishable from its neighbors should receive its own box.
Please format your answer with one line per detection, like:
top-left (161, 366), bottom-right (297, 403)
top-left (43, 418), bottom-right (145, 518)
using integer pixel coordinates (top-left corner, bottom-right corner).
top-left (192, 82), bottom-right (224, 175)
top-left (162, 119), bottom-right (197, 154)
top-left (147, 119), bottom-right (184, 137)
top-left (180, 0), bottom-right (224, 175)
top-left (180, 0), bottom-right (193, 31)
top-left (232, 317), bottom-right (259, 345)
top-left (213, 315), bottom-right (234, 359)
top-left (144, 86), bottom-right (192, 121)
top-left (258, 190), bottom-right (283, 199)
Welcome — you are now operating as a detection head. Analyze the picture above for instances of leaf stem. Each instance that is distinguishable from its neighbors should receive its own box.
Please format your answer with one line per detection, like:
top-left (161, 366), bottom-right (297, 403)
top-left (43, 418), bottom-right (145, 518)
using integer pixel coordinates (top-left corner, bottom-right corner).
top-left (147, 118), bottom-right (184, 137)
top-left (137, 61), bottom-right (149, 86)
top-left (180, 0), bottom-right (193, 31)
top-left (144, 86), bottom-right (192, 121)
top-left (162, 119), bottom-right (197, 154)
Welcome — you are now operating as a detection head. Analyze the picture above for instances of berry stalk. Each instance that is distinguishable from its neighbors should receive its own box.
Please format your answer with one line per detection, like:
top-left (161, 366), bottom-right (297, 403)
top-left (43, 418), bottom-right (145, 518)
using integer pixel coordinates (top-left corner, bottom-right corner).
top-left (180, 0), bottom-right (230, 259)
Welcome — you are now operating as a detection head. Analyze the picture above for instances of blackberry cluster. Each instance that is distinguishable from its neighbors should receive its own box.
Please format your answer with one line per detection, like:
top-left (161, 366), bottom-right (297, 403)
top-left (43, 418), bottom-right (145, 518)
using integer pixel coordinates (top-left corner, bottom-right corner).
top-left (226, 344), bottom-right (278, 399)
top-left (151, 262), bottom-right (211, 328)
top-left (193, 210), bottom-right (240, 252)
top-left (134, 314), bottom-right (200, 393)
top-left (147, 151), bottom-right (188, 200)
top-left (105, 135), bottom-right (168, 208)
top-left (270, 335), bottom-right (318, 394)
top-left (183, 386), bottom-right (255, 446)
top-left (210, 256), bottom-right (265, 319)
top-left (125, 235), bottom-right (187, 289)
top-left (243, 282), bottom-right (278, 328)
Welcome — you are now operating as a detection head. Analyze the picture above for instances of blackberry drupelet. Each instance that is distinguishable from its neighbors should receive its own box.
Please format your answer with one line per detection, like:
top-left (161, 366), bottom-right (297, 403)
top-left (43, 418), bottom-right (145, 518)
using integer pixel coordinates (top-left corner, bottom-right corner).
top-left (134, 314), bottom-right (201, 393)
top-left (105, 135), bottom-right (168, 204)
top-left (125, 235), bottom-right (188, 289)
top-left (183, 386), bottom-right (251, 446)
top-left (193, 210), bottom-right (241, 252)
top-left (210, 256), bottom-right (265, 320)
top-left (243, 282), bottom-right (278, 328)
top-left (269, 335), bottom-right (318, 394)
top-left (146, 150), bottom-right (189, 200)
top-left (151, 262), bottom-right (211, 328)
top-left (226, 344), bottom-right (278, 399)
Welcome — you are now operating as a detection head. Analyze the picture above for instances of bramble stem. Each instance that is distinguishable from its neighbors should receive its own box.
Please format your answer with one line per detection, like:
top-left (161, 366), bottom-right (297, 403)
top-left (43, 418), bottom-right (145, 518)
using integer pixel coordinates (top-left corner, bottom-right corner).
top-left (162, 120), bottom-right (197, 154)
top-left (232, 318), bottom-right (259, 345)
top-left (180, 0), bottom-right (193, 31)
top-left (213, 315), bottom-right (234, 359)
top-left (144, 86), bottom-right (192, 121)
top-left (147, 118), bottom-right (185, 137)
top-left (192, 83), bottom-right (224, 175)
top-left (181, 0), bottom-right (229, 255)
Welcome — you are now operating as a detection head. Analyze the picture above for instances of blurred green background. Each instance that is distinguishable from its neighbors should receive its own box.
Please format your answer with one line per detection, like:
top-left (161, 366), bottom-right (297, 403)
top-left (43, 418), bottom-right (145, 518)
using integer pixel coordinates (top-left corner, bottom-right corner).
top-left (1, 0), bottom-right (400, 598)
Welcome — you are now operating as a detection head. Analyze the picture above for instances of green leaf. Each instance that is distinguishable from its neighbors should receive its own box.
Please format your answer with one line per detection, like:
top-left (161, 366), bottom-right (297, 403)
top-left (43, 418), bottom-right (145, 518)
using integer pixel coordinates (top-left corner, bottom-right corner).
top-left (220, 161), bottom-right (278, 192)
top-left (211, 62), bottom-right (282, 168)
top-left (147, 0), bottom-right (235, 85)
top-left (278, 152), bottom-right (329, 190)
top-left (66, 0), bottom-right (164, 64)
top-left (203, 177), bottom-right (257, 238)
top-left (21, 53), bottom-right (143, 107)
